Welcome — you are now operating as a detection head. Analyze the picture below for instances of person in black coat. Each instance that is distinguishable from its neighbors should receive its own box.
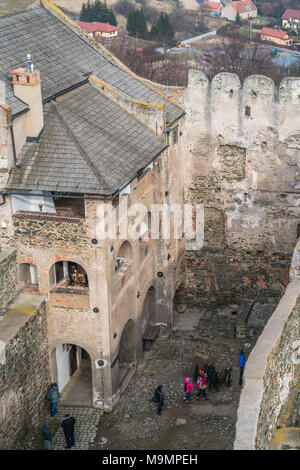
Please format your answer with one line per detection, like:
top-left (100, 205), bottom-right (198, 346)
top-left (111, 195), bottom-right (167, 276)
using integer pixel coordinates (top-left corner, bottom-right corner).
top-left (154, 385), bottom-right (164, 416)
top-left (61, 414), bottom-right (76, 449)
top-left (208, 365), bottom-right (220, 392)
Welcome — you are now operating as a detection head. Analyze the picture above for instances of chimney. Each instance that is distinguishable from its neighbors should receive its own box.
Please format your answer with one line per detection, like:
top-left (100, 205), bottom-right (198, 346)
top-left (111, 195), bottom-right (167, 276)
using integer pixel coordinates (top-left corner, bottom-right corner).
top-left (10, 55), bottom-right (44, 140)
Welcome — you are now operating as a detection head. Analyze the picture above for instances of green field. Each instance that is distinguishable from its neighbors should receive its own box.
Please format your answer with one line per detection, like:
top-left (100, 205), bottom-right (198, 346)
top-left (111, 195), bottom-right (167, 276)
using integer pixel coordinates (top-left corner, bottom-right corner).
top-left (0, 0), bottom-right (33, 17)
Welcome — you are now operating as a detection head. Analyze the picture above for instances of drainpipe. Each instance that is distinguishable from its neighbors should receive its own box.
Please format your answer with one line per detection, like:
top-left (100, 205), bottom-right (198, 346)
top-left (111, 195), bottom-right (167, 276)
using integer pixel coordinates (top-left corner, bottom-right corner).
top-left (8, 119), bottom-right (19, 167)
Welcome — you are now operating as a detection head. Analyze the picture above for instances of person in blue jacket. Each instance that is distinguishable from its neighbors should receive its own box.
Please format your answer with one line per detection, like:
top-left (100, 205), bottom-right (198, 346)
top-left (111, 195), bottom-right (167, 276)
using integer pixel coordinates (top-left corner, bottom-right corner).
top-left (239, 350), bottom-right (245, 385)
top-left (42, 424), bottom-right (52, 450)
top-left (46, 383), bottom-right (60, 417)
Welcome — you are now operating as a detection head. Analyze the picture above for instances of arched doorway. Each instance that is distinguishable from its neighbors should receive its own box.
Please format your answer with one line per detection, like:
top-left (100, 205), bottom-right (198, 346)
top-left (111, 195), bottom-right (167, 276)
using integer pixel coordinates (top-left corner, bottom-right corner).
top-left (141, 287), bottom-right (160, 351)
top-left (54, 344), bottom-right (92, 406)
top-left (118, 319), bottom-right (136, 394)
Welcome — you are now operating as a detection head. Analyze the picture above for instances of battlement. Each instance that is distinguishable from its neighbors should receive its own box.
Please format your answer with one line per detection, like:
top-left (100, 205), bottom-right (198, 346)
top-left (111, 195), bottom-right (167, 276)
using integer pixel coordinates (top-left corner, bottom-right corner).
top-left (185, 70), bottom-right (300, 142)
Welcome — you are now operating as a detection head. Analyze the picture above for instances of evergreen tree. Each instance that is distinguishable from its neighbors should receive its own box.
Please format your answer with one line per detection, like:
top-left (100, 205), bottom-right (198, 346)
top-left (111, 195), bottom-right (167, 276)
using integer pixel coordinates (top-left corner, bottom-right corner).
top-left (127, 9), bottom-right (147, 38)
top-left (235, 12), bottom-right (242, 26)
top-left (109, 8), bottom-right (117, 26)
top-left (150, 13), bottom-right (175, 45)
top-left (80, 2), bottom-right (88, 21)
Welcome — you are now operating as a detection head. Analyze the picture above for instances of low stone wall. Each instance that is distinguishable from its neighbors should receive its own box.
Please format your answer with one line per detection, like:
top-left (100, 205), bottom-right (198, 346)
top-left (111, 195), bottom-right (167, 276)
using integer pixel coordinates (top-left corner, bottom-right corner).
top-left (234, 278), bottom-right (300, 450)
top-left (0, 295), bottom-right (50, 449)
top-left (0, 248), bottom-right (18, 315)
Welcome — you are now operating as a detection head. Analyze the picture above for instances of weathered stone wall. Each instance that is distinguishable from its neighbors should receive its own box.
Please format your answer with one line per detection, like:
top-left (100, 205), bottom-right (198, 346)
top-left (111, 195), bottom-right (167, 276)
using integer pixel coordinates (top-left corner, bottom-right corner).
top-left (255, 295), bottom-right (300, 449)
top-left (183, 71), bottom-right (300, 311)
top-left (234, 277), bottom-right (300, 450)
top-left (0, 298), bottom-right (50, 449)
top-left (0, 248), bottom-right (18, 315)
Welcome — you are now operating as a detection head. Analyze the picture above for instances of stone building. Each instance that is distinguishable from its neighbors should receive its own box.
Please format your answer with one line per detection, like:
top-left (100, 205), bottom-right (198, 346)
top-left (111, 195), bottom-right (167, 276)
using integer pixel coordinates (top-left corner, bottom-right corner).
top-left (0, 0), bottom-right (185, 413)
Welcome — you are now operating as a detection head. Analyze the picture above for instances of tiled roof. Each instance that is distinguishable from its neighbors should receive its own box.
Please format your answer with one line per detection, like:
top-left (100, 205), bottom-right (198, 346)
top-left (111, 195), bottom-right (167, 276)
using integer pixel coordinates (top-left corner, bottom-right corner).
top-left (281, 9), bottom-right (300, 20)
top-left (7, 84), bottom-right (166, 195)
top-left (200, 2), bottom-right (222, 10)
top-left (0, 7), bottom-right (183, 124)
top-left (259, 27), bottom-right (290, 40)
top-left (231, 0), bottom-right (256, 13)
top-left (78, 21), bottom-right (120, 33)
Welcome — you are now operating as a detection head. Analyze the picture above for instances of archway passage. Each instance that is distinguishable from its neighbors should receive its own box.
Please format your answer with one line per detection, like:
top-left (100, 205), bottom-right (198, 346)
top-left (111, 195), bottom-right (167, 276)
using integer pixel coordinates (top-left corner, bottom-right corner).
top-left (55, 344), bottom-right (92, 406)
top-left (142, 287), bottom-right (159, 351)
top-left (118, 319), bottom-right (136, 394)
top-left (19, 263), bottom-right (39, 294)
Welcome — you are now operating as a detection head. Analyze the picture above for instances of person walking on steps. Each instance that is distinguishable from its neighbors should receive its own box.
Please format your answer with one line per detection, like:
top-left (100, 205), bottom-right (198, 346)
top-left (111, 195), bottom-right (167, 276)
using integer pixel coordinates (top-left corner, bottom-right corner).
top-left (208, 365), bottom-right (220, 392)
top-left (42, 424), bottom-right (52, 450)
top-left (61, 413), bottom-right (76, 449)
top-left (46, 383), bottom-right (59, 417)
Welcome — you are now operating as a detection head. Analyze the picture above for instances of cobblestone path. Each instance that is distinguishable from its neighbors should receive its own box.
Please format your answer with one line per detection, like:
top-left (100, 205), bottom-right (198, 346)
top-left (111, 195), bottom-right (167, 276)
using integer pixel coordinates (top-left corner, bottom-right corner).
top-left (52, 407), bottom-right (103, 450)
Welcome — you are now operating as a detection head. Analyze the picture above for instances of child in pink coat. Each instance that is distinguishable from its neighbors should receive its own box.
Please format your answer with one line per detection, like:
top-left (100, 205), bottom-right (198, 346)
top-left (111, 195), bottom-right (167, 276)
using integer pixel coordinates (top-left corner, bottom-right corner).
top-left (184, 377), bottom-right (193, 402)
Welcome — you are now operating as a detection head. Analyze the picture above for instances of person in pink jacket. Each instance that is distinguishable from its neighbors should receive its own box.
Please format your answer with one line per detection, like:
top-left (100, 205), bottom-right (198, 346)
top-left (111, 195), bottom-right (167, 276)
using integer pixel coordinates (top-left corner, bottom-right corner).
top-left (184, 377), bottom-right (193, 402)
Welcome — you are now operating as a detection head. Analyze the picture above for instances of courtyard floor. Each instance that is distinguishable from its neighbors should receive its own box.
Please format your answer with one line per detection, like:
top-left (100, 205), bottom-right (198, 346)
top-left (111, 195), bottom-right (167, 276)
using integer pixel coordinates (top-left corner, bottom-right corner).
top-left (90, 308), bottom-right (254, 451)
top-left (27, 308), bottom-right (254, 451)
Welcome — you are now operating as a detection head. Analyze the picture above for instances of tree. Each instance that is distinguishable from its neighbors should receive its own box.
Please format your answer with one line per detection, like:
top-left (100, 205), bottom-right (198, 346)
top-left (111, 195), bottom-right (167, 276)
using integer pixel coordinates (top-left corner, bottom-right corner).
top-left (235, 12), bottom-right (242, 26)
top-left (126, 9), bottom-right (148, 38)
top-left (79, 0), bottom-right (118, 24)
top-left (150, 13), bottom-right (175, 46)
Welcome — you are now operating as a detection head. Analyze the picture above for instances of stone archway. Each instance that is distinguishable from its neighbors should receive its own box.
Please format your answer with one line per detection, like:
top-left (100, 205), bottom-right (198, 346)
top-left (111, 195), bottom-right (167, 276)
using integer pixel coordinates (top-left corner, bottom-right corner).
top-left (53, 343), bottom-right (93, 406)
top-left (118, 319), bottom-right (136, 394)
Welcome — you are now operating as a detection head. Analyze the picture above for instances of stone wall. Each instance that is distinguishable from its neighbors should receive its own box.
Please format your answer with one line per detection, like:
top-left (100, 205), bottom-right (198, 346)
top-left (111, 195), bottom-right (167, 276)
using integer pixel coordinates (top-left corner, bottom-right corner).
top-left (255, 295), bottom-right (300, 449)
top-left (234, 278), bottom-right (300, 450)
top-left (182, 71), bottom-right (300, 311)
top-left (0, 296), bottom-right (50, 449)
top-left (0, 247), bottom-right (18, 315)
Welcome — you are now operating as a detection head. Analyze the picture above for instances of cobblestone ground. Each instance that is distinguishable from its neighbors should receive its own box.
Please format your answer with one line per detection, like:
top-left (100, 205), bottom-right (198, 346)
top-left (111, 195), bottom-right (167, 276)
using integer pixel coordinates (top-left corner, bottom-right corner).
top-left (51, 407), bottom-right (103, 450)
top-left (91, 310), bottom-right (255, 451)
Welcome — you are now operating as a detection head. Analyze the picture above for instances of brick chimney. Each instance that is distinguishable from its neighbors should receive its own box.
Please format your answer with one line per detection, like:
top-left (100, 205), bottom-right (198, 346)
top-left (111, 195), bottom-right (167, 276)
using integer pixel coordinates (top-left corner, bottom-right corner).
top-left (10, 55), bottom-right (44, 140)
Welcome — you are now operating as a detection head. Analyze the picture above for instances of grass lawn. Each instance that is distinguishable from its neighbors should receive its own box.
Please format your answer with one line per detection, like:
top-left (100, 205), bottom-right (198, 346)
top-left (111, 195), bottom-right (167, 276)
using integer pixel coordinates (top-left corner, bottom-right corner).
top-left (0, 0), bottom-right (33, 17)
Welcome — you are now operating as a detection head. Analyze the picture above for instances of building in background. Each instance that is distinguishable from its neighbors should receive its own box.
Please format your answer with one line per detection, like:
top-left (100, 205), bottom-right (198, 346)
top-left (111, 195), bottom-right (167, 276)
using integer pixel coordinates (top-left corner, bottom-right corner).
top-left (281, 9), bottom-right (300, 33)
top-left (78, 21), bottom-right (120, 39)
top-left (221, 0), bottom-right (257, 21)
top-left (259, 27), bottom-right (293, 47)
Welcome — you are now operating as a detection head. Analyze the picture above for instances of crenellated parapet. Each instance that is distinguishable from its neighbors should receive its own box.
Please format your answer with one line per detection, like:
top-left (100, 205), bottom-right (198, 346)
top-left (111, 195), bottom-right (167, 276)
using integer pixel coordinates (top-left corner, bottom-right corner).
top-left (185, 70), bottom-right (300, 142)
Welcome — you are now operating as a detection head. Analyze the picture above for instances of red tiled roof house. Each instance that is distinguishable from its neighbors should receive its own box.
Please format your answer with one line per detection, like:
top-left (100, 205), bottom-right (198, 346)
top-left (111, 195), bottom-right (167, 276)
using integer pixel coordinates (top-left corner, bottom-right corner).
top-left (199, 1), bottom-right (223, 16)
top-left (78, 21), bottom-right (120, 39)
top-left (281, 9), bottom-right (300, 33)
top-left (221, 0), bottom-right (257, 21)
top-left (259, 27), bottom-right (293, 47)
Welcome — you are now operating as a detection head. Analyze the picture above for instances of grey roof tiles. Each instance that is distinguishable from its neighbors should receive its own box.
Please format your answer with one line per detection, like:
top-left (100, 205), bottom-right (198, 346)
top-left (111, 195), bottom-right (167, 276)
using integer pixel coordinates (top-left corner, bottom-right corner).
top-left (0, 7), bottom-right (183, 123)
top-left (7, 84), bottom-right (166, 195)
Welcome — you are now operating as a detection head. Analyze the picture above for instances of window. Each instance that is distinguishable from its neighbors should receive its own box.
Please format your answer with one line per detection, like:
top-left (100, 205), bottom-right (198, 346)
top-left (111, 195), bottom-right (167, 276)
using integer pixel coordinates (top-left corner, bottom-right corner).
top-left (172, 126), bottom-right (179, 145)
top-left (245, 106), bottom-right (251, 117)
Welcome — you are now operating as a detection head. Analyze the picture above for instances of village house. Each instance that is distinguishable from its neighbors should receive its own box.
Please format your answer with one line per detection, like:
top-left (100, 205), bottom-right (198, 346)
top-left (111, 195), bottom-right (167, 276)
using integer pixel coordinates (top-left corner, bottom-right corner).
top-left (77, 21), bottom-right (120, 39)
top-left (199, 1), bottom-right (223, 17)
top-left (0, 0), bottom-right (185, 424)
top-left (281, 9), bottom-right (300, 34)
top-left (221, 0), bottom-right (257, 21)
top-left (259, 27), bottom-right (293, 47)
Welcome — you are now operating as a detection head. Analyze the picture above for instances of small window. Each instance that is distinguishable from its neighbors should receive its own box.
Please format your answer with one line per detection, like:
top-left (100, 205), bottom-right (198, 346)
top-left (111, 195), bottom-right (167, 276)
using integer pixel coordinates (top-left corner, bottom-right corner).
top-left (297, 223), bottom-right (300, 239)
top-left (245, 106), bottom-right (251, 117)
top-left (172, 127), bottom-right (178, 145)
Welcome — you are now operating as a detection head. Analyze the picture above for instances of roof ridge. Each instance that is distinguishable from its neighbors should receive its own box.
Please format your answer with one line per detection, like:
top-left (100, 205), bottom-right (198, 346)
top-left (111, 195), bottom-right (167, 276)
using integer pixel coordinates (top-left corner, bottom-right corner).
top-left (50, 101), bottom-right (111, 193)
